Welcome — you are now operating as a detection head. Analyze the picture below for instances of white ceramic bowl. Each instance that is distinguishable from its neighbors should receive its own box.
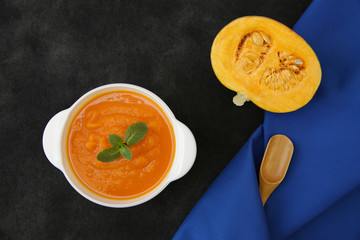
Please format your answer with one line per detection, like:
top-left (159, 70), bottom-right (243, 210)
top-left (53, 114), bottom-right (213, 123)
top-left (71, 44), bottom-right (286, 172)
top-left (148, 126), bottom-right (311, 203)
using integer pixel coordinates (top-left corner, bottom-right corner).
top-left (42, 83), bottom-right (197, 207)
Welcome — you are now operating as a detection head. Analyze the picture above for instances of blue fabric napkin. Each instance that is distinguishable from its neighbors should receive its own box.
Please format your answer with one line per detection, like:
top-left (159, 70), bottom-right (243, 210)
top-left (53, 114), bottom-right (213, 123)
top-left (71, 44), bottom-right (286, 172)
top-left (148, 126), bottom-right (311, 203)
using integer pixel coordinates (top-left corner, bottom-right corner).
top-left (173, 0), bottom-right (360, 239)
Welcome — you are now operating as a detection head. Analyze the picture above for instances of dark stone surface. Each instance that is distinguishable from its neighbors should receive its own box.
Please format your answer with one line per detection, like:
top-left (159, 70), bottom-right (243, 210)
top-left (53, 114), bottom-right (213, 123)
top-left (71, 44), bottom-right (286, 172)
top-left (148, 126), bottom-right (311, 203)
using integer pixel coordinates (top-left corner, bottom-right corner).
top-left (0, 0), bottom-right (311, 239)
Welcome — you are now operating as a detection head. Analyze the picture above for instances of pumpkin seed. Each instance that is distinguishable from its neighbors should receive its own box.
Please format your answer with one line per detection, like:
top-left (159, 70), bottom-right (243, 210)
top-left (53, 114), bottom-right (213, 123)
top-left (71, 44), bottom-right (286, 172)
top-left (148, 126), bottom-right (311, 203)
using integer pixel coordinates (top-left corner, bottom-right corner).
top-left (291, 65), bottom-right (299, 72)
top-left (245, 52), bottom-right (257, 60)
top-left (294, 59), bottom-right (303, 65)
top-left (261, 32), bottom-right (271, 44)
top-left (279, 51), bottom-right (291, 60)
top-left (252, 32), bottom-right (264, 46)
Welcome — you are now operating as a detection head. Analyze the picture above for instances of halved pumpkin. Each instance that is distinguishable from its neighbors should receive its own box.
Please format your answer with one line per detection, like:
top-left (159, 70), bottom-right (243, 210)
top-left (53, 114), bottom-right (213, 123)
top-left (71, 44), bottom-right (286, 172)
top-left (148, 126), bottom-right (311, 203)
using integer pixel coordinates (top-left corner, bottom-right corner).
top-left (211, 16), bottom-right (321, 113)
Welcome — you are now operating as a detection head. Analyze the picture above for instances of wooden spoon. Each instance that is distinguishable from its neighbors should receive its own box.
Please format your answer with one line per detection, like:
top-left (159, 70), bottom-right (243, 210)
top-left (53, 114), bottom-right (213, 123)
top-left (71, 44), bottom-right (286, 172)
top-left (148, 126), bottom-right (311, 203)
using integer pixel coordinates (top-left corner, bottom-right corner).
top-left (259, 134), bottom-right (294, 206)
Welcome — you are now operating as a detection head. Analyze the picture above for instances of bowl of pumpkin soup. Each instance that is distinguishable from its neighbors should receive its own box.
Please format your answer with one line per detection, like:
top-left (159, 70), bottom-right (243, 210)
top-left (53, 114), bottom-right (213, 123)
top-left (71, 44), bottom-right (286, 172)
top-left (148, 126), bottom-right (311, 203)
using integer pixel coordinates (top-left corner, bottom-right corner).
top-left (42, 83), bottom-right (196, 207)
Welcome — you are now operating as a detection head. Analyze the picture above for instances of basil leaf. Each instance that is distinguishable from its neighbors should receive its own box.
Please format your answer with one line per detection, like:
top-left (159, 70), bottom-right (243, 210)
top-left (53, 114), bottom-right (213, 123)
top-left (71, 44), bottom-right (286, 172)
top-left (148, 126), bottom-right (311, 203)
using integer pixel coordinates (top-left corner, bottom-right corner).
top-left (109, 134), bottom-right (124, 147)
top-left (97, 122), bottom-right (148, 162)
top-left (120, 144), bottom-right (132, 160)
top-left (97, 147), bottom-right (122, 162)
top-left (124, 122), bottom-right (148, 146)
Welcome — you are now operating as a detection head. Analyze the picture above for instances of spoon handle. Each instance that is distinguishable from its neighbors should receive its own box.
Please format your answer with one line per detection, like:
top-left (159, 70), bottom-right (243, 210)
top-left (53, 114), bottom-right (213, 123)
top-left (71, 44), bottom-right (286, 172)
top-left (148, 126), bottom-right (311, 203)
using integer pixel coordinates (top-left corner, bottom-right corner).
top-left (259, 175), bottom-right (277, 205)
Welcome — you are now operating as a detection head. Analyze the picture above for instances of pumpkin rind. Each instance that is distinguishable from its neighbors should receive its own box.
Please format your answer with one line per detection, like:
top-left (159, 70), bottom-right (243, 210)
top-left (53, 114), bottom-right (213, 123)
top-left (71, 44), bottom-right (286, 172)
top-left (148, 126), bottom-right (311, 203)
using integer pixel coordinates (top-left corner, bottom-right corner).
top-left (211, 16), bottom-right (321, 113)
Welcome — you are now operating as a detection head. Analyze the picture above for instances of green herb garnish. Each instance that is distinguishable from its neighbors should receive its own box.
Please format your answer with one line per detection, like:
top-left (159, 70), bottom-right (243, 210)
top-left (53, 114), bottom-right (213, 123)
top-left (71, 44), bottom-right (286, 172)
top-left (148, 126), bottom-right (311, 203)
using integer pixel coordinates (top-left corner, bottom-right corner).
top-left (97, 122), bottom-right (148, 162)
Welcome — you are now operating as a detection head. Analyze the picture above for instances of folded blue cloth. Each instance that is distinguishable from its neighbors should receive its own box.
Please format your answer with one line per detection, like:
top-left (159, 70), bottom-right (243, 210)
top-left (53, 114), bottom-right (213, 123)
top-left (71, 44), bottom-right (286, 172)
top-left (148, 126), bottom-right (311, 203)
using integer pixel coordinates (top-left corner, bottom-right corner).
top-left (173, 0), bottom-right (360, 239)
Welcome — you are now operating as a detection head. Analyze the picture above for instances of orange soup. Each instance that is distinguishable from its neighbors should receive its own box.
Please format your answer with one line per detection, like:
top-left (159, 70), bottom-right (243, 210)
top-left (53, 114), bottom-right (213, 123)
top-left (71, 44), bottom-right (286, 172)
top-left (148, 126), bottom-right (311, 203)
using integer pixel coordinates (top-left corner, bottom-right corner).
top-left (67, 91), bottom-right (175, 199)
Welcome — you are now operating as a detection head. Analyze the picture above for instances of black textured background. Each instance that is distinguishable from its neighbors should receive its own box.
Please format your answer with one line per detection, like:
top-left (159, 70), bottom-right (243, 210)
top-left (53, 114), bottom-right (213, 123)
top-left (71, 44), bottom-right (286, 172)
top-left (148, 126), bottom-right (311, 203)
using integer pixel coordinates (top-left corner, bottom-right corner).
top-left (0, 0), bottom-right (312, 239)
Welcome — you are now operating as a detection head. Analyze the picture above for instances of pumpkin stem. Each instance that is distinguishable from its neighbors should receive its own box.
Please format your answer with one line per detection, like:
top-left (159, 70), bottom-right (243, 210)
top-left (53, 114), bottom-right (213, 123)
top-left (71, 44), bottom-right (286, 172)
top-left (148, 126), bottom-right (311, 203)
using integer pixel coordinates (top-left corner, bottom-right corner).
top-left (233, 92), bottom-right (250, 106)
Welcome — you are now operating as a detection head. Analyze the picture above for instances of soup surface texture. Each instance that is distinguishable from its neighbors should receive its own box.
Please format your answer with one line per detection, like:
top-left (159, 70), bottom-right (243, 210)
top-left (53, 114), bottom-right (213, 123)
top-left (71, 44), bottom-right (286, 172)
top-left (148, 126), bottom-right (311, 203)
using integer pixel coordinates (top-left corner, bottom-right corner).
top-left (67, 91), bottom-right (175, 199)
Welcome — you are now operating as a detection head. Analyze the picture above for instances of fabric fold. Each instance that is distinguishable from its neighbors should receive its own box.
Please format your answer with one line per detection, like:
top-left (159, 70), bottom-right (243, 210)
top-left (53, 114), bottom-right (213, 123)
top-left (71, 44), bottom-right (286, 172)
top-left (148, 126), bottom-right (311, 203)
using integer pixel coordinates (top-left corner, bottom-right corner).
top-left (173, 126), bottom-right (269, 240)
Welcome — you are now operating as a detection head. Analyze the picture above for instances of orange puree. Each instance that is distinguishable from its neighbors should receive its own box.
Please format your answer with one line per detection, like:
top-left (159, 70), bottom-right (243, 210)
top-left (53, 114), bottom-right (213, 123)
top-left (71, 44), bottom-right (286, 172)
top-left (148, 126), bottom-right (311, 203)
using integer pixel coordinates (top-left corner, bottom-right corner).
top-left (67, 91), bottom-right (175, 199)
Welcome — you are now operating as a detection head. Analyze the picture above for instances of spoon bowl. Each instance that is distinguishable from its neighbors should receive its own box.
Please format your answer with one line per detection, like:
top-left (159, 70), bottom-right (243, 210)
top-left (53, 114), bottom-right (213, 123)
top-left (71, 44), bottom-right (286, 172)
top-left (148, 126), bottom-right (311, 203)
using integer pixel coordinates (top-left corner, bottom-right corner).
top-left (259, 134), bottom-right (294, 205)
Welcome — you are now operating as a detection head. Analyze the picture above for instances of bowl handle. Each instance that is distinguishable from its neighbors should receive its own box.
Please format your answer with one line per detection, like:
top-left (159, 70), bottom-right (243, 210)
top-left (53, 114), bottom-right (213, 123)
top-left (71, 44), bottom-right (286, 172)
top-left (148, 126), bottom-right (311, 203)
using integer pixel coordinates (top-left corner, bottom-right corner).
top-left (171, 120), bottom-right (197, 181)
top-left (42, 109), bottom-right (69, 171)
